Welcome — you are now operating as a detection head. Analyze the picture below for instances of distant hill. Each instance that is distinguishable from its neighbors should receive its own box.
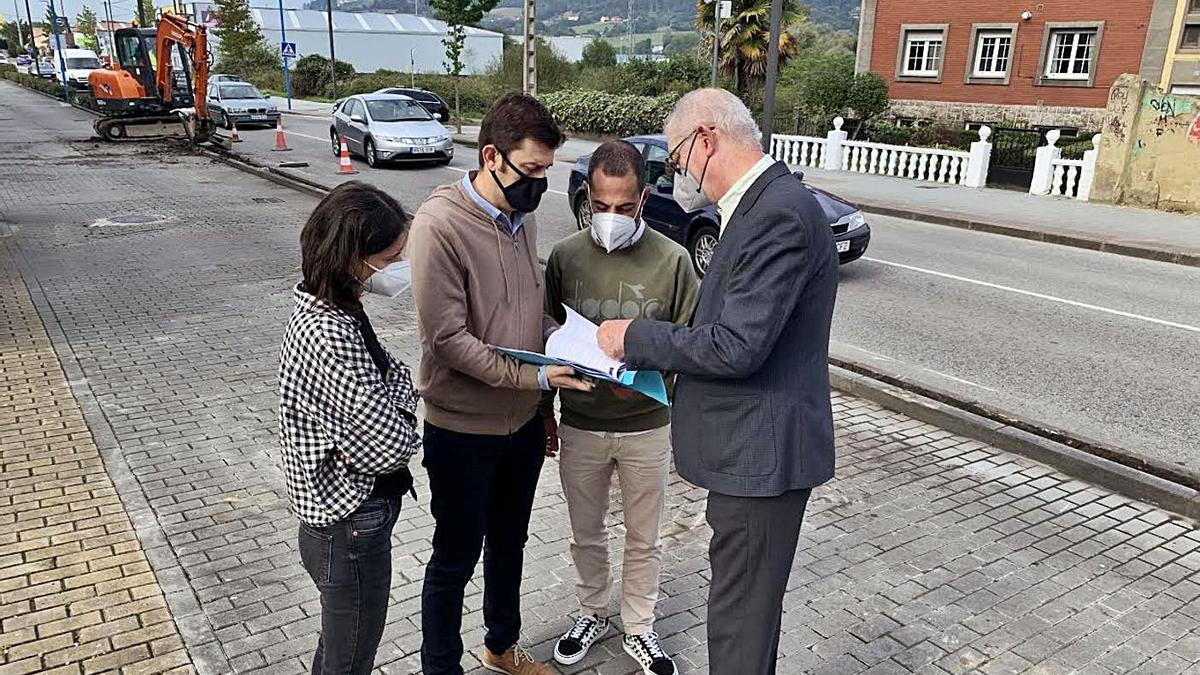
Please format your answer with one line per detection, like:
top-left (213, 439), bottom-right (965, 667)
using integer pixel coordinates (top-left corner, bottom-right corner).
top-left (304, 0), bottom-right (860, 32)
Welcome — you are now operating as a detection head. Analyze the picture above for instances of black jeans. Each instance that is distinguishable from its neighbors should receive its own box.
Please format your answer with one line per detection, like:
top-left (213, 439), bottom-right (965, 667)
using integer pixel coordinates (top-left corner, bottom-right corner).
top-left (420, 416), bottom-right (546, 675)
top-left (298, 496), bottom-right (402, 675)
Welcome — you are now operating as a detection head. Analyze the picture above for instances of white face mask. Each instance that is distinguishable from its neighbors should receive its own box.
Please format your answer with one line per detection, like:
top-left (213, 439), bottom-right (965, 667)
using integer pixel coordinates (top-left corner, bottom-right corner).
top-left (590, 211), bottom-right (645, 253)
top-left (672, 133), bottom-right (713, 212)
top-left (362, 260), bottom-right (411, 298)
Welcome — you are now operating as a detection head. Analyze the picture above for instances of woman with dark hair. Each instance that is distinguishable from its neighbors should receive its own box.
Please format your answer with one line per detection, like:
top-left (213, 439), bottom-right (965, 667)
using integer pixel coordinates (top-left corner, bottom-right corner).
top-left (278, 181), bottom-right (421, 675)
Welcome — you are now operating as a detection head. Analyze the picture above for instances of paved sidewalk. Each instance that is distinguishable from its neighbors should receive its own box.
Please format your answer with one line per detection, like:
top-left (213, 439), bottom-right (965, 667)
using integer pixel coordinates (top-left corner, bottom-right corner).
top-left (2, 81), bottom-right (1200, 675)
top-left (275, 97), bottom-right (332, 117)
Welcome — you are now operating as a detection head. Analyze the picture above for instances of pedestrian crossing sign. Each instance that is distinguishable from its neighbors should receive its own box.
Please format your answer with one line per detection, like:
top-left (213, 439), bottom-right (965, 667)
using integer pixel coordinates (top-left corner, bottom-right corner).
top-left (280, 42), bottom-right (297, 59)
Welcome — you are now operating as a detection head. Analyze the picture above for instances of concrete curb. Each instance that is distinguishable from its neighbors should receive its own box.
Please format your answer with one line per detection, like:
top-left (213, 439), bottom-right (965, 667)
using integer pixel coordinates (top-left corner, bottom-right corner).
top-left (195, 146), bottom-right (334, 198)
top-left (847, 202), bottom-right (1200, 269)
top-left (830, 364), bottom-right (1200, 519)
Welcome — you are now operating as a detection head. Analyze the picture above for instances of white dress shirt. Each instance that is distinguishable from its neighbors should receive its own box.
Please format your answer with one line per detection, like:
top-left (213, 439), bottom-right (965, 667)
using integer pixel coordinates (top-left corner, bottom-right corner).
top-left (715, 154), bottom-right (777, 234)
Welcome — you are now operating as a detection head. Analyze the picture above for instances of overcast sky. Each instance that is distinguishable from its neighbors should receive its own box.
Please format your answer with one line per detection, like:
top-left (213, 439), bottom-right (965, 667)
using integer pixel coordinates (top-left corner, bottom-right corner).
top-left (4, 0), bottom-right (309, 28)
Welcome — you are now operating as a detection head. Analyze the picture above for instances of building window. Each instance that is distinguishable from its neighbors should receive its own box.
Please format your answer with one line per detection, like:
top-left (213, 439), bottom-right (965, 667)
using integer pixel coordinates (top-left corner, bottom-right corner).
top-left (1182, 24), bottom-right (1200, 50)
top-left (973, 30), bottom-right (1013, 78)
top-left (1045, 29), bottom-right (1097, 80)
top-left (1191, 0), bottom-right (1200, 14)
top-left (903, 30), bottom-right (944, 76)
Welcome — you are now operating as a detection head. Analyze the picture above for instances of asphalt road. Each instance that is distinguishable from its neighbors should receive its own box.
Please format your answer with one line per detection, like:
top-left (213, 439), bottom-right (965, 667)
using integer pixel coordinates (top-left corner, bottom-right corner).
top-left (44, 103), bottom-right (1200, 480)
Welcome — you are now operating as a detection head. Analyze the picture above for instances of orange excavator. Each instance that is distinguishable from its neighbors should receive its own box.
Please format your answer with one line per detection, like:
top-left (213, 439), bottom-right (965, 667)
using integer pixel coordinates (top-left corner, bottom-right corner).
top-left (88, 14), bottom-right (216, 143)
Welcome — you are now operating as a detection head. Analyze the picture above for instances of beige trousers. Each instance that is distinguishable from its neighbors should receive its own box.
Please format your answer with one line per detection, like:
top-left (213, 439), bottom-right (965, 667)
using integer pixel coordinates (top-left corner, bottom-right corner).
top-left (557, 423), bottom-right (671, 635)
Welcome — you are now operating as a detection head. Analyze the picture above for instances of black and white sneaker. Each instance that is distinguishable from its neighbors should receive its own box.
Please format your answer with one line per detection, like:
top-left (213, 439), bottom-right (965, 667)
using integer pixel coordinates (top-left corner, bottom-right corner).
top-left (622, 631), bottom-right (677, 675)
top-left (553, 614), bottom-right (610, 666)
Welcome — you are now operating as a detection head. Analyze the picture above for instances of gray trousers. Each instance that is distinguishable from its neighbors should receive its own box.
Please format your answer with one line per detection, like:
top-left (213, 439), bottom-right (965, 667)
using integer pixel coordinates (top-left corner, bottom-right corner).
top-left (706, 488), bottom-right (812, 675)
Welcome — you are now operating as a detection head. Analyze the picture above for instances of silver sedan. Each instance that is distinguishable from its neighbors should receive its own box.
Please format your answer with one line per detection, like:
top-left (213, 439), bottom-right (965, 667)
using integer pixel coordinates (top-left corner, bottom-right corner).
top-left (330, 93), bottom-right (453, 167)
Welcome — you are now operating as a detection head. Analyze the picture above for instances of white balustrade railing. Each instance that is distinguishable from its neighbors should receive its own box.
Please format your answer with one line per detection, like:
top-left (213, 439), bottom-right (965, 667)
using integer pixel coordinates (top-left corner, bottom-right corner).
top-left (1031, 131), bottom-right (1101, 201)
top-left (771, 117), bottom-right (993, 188)
top-left (770, 134), bottom-right (826, 169)
top-left (1050, 158), bottom-right (1085, 198)
top-left (841, 141), bottom-right (971, 184)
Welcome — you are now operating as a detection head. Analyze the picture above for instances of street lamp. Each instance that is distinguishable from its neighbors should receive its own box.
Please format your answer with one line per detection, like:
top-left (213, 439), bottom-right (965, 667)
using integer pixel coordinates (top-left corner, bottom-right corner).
top-left (707, 0), bottom-right (730, 87)
top-left (325, 0), bottom-right (337, 100)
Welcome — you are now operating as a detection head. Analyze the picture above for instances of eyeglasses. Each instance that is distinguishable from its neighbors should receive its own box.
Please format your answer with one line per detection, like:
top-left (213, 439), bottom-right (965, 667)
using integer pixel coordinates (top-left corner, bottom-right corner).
top-left (667, 128), bottom-right (703, 176)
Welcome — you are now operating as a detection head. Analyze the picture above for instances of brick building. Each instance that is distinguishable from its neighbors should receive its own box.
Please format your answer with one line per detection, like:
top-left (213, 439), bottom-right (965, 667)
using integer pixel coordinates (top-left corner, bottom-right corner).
top-left (855, 0), bottom-right (1200, 130)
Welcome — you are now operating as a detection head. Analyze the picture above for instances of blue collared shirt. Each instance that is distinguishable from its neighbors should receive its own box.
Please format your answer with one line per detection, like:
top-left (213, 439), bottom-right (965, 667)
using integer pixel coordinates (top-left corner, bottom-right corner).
top-left (460, 173), bottom-right (548, 390)
top-left (462, 173), bottom-right (526, 237)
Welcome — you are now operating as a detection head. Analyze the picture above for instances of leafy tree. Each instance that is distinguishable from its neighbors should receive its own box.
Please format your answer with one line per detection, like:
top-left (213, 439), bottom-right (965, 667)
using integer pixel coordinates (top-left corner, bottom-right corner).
top-left (0, 19), bottom-right (33, 52)
top-left (292, 53), bottom-right (355, 98)
top-left (581, 38), bottom-right (616, 69)
top-left (662, 31), bottom-right (700, 57)
top-left (430, 0), bottom-right (500, 132)
top-left (634, 38), bottom-right (652, 54)
top-left (213, 0), bottom-right (277, 71)
top-left (847, 72), bottom-right (889, 123)
top-left (76, 6), bottom-right (98, 49)
top-left (695, 0), bottom-right (805, 95)
top-left (491, 38), bottom-right (574, 93)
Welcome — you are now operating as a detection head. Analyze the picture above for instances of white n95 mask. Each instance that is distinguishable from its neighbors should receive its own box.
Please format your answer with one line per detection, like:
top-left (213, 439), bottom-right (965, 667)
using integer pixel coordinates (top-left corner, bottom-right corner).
top-left (363, 260), bottom-right (412, 298)
top-left (673, 169), bottom-right (713, 212)
top-left (591, 212), bottom-right (644, 253)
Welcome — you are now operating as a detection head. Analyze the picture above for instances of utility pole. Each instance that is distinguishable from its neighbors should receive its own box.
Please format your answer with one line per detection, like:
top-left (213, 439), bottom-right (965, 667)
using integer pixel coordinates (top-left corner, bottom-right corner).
top-left (104, 0), bottom-right (115, 60)
top-left (521, 0), bottom-right (535, 95)
top-left (12, 0), bottom-right (26, 52)
top-left (136, 0), bottom-right (146, 27)
top-left (708, 0), bottom-right (717, 86)
top-left (324, 0), bottom-right (337, 100)
top-left (625, 0), bottom-right (631, 56)
top-left (409, 47), bottom-right (414, 87)
top-left (277, 0), bottom-right (292, 109)
top-left (759, 0), bottom-right (782, 153)
top-left (22, 0), bottom-right (37, 75)
top-left (47, 0), bottom-right (70, 100)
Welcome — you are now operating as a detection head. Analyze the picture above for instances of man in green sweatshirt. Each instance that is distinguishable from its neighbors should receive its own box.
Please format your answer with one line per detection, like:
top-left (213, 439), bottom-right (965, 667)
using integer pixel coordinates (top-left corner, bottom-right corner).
top-left (544, 140), bottom-right (700, 675)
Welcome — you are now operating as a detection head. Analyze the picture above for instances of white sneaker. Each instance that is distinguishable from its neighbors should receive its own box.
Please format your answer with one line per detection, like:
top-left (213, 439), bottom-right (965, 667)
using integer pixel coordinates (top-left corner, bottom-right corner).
top-left (553, 614), bottom-right (610, 665)
top-left (622, 631), bottom-right (678, 675)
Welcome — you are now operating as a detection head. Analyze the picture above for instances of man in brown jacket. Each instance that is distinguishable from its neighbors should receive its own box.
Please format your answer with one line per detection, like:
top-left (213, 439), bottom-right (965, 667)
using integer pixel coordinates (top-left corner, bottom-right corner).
top-left (409, 92), bottom-right (590, 675)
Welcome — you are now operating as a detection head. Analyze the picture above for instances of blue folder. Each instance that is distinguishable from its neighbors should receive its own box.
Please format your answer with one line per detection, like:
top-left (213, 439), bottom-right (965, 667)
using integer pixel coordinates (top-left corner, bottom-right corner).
top-left (493, 347), bottom-right (670, 407)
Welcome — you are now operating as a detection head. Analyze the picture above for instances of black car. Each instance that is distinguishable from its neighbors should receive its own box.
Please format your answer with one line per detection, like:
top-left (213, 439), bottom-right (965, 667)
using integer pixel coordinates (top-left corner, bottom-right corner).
top-left (568, 135), bottom-right (872, 276)
top-left (374, 87), bottom-right (451, 122)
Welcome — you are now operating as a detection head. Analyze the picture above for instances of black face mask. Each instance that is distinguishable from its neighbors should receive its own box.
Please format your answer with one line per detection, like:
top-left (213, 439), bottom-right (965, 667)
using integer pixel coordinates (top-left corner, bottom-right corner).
top-left (490, 151), bottom-right (548, 214)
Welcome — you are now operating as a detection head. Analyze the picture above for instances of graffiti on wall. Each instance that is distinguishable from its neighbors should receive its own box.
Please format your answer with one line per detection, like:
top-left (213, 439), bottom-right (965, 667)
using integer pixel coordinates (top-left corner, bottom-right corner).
top-left (1144, 93), bottom-right (1198, 140)
top-left (1189, 113), bottom-right (1200, 145)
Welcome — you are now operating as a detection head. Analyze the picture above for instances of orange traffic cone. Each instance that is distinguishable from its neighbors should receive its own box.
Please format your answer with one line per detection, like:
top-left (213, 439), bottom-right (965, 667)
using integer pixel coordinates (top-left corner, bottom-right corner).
top-left (230, 120), bottom-right (242, 143)
top-left (271, 117), bottom-right (291, 152)
top-left (337, 136), bottom-right (358, 175)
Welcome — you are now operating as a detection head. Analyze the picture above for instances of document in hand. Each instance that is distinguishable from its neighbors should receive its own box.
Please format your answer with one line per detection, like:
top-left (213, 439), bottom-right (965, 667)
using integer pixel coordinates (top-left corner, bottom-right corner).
top-left (493, 305), bottom-right (669, 406)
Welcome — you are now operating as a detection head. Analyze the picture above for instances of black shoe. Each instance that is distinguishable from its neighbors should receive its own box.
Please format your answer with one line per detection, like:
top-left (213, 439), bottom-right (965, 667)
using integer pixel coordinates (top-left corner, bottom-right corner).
top-left (553, 614), bottom-right (610, 666)
top-left (622, 631), bottom-right (677, 675)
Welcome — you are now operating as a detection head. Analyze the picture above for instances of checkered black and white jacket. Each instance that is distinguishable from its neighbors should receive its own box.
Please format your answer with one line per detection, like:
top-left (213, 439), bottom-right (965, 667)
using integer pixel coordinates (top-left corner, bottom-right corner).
top-left (278, 284), bottom-right (421, 526)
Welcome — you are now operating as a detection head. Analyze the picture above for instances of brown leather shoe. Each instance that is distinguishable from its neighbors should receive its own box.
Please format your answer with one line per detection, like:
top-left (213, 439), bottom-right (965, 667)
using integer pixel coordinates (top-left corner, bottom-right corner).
top-left (480, 644), bottom-right (557, 675)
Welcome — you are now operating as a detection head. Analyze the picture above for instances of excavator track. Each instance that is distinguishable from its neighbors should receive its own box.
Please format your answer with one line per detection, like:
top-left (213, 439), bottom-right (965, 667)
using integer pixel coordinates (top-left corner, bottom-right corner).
top-left (94, 114), bottom-right (218, 145)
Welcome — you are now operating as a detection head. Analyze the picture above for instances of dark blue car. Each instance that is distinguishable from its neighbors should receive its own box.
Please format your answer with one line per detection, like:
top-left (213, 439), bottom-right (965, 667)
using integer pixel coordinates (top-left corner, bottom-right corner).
top-left (568, 135), bottom-right (872, 276)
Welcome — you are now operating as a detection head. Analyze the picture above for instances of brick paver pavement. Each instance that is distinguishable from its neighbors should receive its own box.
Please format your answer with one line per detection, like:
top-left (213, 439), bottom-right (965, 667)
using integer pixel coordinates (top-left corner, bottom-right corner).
top-left (1, 81), bottom-right (1199, 674)
top-left (0, 254), bottom-right (192, 674)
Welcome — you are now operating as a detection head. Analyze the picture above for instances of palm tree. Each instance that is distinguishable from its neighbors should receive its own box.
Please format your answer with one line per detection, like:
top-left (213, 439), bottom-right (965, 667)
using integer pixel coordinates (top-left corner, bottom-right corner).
top-left (695, 0), bottom-right (805, 96)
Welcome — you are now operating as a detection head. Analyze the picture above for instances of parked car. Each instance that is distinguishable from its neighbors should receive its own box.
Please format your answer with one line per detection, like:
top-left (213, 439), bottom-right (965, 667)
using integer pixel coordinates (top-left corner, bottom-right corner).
top-left (208, 73), bottom-right (240, 84)
top-left (373, 87), bottom-right (451, 122)
top-left (52, 48), bottom-right (103, 89)
top-left (206, 81), bottom-right (280, 129)
top-left (567, 135), bottom-right (871, 276)
top-left (330, 93), bottom-right (453, 167)
top-left (37, 58), bottom-right (56, 78)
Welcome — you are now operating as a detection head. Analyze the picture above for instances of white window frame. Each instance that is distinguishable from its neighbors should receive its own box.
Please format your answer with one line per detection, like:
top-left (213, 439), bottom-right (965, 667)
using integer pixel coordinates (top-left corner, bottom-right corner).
top-left (973, 30), bottom-right (1014, 78)
top-left (1045, 29), bottom-right (1097, 80)
top-left (902, 30), bottom-right (945, 77)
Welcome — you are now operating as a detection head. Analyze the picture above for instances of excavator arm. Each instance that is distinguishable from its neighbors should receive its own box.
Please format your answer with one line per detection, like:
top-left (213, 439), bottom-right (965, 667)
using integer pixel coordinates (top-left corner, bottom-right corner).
top-left (154, 14), bottom-right (209, 121)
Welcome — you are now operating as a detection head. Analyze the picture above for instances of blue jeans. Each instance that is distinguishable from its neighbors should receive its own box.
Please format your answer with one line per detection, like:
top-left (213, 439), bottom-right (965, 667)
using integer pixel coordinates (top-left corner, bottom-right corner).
top-left (298, 496), bottom-right (402, 675)
top-left (419, 416), bottom-right (546, 675)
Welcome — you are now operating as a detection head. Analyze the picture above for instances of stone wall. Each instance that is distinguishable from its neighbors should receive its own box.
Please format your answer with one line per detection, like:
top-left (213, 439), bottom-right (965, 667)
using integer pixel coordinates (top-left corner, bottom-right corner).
top-left (888, 99), bottom-right (1108, 131)
top-left (1092, 74), bottom-right (1200, 213)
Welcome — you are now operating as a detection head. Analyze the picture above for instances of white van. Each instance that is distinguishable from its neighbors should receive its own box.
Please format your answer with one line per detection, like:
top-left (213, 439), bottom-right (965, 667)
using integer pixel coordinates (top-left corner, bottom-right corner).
top-left (53, 48), bottom-right (104, 89)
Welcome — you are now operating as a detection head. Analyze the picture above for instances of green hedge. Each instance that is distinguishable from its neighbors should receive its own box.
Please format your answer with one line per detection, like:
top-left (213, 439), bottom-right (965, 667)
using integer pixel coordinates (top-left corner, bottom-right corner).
top-left (540, 89), bottom-right (675, 137)
top-left (0, 68), bottom-right (85, 103)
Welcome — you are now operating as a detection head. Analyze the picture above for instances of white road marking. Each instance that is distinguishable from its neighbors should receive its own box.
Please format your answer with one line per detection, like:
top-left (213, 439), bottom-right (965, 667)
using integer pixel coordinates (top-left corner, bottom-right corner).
top-left (285, 130), bottom-right (330, 143)
top-left (864, 257), bottom-right (1200, 334)
top-left (842, 344), bottom-right (997, 392)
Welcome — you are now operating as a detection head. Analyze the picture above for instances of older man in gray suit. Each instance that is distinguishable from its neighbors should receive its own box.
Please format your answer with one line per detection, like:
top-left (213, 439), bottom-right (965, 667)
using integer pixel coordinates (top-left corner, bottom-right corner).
top-left (596, 88), bottom-right (838, 674)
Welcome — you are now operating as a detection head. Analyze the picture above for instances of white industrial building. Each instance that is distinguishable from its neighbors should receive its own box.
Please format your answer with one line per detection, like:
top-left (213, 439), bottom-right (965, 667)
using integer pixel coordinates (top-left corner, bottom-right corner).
top-left (186, 3), bottom-right (503, 74)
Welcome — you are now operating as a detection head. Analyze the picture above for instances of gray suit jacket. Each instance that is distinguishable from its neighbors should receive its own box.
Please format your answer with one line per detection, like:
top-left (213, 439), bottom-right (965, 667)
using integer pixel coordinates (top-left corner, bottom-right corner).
top-left (624, 161), bottom-right (838, 497)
